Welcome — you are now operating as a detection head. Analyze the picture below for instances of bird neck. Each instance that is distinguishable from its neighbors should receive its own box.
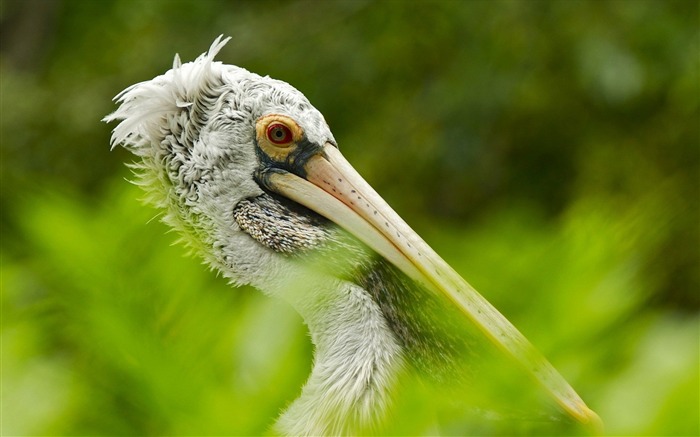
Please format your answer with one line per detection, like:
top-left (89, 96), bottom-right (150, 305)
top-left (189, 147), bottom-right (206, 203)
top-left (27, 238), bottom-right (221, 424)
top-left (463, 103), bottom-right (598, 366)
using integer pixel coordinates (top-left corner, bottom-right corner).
top-left (273, 275), bottom-right (405, 436)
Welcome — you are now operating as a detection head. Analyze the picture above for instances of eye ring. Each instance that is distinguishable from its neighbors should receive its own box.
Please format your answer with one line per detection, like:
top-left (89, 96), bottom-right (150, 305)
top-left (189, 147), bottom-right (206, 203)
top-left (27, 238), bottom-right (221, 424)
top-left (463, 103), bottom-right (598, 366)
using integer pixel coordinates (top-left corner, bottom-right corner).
top-left (266, 123), bottom-right (294, 145)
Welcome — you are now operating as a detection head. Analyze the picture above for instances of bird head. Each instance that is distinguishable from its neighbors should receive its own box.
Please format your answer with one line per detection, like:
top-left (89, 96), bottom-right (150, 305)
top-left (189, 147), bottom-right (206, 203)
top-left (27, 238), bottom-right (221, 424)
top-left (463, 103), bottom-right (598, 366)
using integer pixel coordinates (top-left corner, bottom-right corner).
top-left (104, 37), bottom-right (339, 280)
top-left (105, 36), bottom-right (600, 430)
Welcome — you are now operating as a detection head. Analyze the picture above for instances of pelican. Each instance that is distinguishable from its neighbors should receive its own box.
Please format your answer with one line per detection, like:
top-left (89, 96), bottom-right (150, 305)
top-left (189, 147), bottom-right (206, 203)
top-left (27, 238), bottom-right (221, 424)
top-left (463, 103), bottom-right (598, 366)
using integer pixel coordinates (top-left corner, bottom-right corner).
top-left (105, 36), bottom-right (600, 435)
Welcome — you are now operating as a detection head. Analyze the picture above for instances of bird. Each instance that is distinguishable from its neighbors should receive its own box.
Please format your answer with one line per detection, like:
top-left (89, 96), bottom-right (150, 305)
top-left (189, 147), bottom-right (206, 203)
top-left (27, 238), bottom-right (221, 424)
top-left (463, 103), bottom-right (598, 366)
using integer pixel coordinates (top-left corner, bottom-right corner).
top-left (105, 36), bottom-right (601, 435)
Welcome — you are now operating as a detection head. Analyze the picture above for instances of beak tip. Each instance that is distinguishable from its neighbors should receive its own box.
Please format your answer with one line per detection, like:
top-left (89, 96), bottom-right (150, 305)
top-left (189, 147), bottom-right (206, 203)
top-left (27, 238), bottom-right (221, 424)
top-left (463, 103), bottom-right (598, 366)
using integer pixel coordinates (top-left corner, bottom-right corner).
top-left (577, 405), bottom-right (604, 434)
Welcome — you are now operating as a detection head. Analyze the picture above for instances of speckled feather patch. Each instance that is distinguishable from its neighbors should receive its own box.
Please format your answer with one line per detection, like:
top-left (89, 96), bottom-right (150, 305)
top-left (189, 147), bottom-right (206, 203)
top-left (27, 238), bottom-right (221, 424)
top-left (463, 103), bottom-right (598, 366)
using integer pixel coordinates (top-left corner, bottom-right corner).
top-left (233, 193), bottom-right (334, 254)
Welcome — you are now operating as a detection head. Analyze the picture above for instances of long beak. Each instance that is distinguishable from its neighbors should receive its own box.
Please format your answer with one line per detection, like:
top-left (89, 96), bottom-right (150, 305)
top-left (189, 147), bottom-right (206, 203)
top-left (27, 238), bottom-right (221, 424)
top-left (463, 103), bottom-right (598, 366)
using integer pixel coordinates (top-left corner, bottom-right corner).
top-left (263, 143), bottom-right (601, 429)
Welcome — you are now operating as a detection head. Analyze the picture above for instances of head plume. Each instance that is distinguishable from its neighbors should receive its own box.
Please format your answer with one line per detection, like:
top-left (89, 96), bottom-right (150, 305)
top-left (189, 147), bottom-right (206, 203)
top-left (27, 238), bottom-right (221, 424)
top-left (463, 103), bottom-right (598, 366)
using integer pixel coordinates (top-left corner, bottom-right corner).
top-left (104, 35), bottom-right (232, 155)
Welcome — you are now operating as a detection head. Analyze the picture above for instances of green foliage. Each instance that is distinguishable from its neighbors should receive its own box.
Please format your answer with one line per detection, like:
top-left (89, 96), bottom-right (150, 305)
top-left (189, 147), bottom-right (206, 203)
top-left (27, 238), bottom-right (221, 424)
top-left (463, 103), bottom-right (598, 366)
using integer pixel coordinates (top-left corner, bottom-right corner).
top-left (2, 0), bottom-right (698, 435)
top-left (4, 182), bottom-right (697, 435)
top-left (3, 184), bottom-right (311, 435)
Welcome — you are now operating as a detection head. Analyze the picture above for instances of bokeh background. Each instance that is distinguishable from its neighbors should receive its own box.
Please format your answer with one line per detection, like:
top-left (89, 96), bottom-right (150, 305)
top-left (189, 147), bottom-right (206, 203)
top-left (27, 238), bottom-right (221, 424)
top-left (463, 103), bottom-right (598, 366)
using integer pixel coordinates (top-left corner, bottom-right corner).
top-left (2, 0), bottom-right (698, 435)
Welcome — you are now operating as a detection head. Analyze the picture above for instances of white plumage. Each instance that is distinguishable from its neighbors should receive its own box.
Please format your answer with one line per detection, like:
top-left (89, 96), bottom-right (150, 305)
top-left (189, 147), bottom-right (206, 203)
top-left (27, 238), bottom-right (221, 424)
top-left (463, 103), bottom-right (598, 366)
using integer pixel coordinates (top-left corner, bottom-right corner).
top-left (106, 37), bottom-right (401, 435)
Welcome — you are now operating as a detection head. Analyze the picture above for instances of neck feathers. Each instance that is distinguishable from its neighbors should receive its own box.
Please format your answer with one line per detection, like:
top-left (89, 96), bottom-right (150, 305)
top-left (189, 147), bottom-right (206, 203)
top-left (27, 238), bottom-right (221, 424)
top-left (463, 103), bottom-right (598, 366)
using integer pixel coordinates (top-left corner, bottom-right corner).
top-left (275, 279), bottom-right (404, 436)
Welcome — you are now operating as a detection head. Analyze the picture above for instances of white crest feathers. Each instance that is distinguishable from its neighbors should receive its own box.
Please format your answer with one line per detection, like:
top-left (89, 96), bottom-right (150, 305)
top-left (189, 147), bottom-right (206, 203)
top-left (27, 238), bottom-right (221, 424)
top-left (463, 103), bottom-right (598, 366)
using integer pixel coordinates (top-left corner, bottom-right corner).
top-left (103, 35), bottom-right (232, 156)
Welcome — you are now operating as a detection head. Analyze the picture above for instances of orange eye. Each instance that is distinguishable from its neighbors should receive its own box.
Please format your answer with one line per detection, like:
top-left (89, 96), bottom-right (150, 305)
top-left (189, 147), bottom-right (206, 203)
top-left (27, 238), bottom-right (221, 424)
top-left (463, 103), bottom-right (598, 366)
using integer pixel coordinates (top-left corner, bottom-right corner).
top-left (267, 123), bottom-right (293, 145)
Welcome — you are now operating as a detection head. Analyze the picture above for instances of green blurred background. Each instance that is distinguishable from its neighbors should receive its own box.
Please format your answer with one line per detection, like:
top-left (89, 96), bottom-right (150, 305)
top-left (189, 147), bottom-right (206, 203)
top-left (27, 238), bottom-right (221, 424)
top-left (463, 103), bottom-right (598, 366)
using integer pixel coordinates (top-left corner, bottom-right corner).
top-left (1, 0), bottom-right (698, 435)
